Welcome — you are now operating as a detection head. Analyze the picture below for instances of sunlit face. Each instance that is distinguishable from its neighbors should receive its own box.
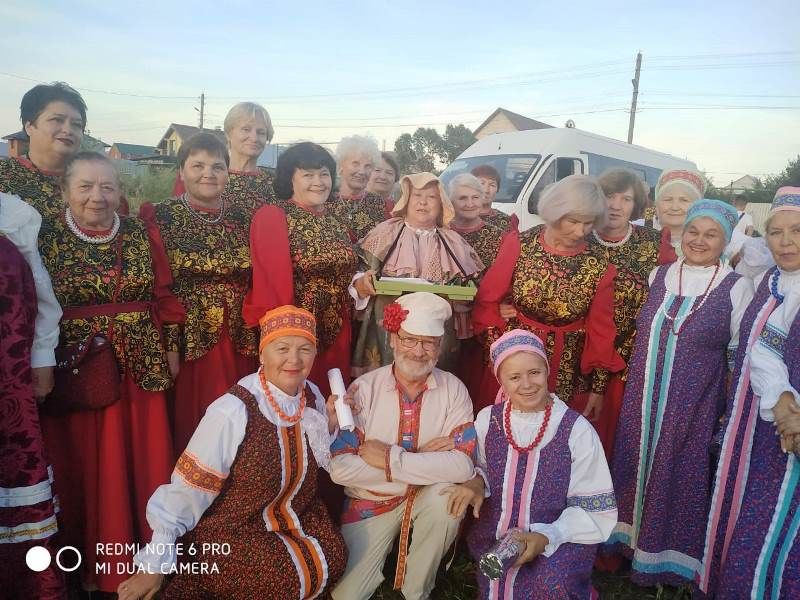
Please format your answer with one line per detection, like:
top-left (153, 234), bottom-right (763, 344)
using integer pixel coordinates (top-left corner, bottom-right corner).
top-left (549, 213), bottom-right (595, 249)
top-left (292, 167), bottom-right (332, 208)
top-left (227, 114), bottom-right (269, 161)
top-left (24, 100), bottom-right (84, 163)
top-left (498, 352), bottom-right (549, 413)
top-left (260, 335), bottom-right (317, 396)
top-left (390, 330), bottom-right (441, 380)
top-left (477, 176), bottom-right (499, 210)
top-left (766, 211), bottom-right (800, 272)
top-left (368, 158), bottom-right (396, 196)
top-left (681, 217), bottom-right (726, 266)
top-left (180, 150), bottom-right (228, 203)
top-left (451, 185), bottom-right (483, 223)
top-left (657, 185), bottom-right (696, 229)
top-left (605, 187), bottom-right (636, 229)
top-left (405, 182), bottom-right (442, 229)
top-left (64, 160), bottom-right (121, 230)
top-left (339, 152), bottom-right (375, 194)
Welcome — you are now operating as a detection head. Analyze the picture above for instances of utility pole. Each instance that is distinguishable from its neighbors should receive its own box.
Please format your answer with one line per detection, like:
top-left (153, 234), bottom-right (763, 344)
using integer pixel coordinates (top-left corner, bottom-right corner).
top-left (627, 52), bottom-right (642, 144)
top-left (198, 92), bottom-right (205, 129)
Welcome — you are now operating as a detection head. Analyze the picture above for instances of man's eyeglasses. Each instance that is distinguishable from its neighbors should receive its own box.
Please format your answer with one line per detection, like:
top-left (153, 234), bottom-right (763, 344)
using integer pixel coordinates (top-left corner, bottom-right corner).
top-left (396, 335), bottom-right (440, 352)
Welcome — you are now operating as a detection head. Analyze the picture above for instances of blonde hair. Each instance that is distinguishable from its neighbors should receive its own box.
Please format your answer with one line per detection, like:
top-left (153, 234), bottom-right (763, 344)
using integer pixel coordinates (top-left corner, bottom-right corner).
top-left (223, 102), bottom-right (274, 142)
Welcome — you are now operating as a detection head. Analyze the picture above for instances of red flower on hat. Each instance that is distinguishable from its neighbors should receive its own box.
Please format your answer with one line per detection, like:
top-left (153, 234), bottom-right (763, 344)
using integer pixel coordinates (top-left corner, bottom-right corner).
top-left (382, 302), bottom-right (409, 333)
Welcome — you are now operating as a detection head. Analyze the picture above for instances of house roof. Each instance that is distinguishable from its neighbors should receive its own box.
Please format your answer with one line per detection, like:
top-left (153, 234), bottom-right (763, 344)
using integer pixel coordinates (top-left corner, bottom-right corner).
top-left (112, 142), bottom-right (158, 157)
top-left (157, 124), bottom-right (227, 148)
top-left (3, 130), bottom-right (27, 141)
top-left (474, 107), bottom-right (553, 136)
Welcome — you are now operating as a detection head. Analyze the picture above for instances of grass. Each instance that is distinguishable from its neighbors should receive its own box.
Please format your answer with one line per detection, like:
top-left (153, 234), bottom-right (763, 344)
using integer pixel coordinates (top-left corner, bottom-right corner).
top-left (369, 545), bottom-right (694, 599)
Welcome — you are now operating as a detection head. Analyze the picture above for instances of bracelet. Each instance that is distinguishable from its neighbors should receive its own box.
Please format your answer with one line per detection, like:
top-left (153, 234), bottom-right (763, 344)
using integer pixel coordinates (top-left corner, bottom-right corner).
top-left (384, 445), bottom-right (393, 482)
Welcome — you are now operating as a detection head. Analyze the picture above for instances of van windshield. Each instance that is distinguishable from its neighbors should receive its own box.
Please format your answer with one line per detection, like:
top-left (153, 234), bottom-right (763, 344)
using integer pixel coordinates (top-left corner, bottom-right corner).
top-left (440, 154), bottom-right (540, 203)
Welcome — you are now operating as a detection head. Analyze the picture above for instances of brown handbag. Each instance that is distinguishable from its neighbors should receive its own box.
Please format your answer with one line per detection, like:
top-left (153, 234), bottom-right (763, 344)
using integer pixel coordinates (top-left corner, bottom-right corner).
top-left (45, 238), bottom-right (123, 414)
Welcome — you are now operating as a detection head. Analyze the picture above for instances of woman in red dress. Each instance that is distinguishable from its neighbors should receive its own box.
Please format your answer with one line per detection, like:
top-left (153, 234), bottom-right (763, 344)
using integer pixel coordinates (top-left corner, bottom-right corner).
top-left (142, 133), bottom-right (259, 455)
top-left (245, 142), bottom-right (357, 395)
top-left (38, 152), bottom-right (183, 594)
top-left (589, 169), bottom-right (676, 458)
top-left (473, 174), bottom-right (625, 416)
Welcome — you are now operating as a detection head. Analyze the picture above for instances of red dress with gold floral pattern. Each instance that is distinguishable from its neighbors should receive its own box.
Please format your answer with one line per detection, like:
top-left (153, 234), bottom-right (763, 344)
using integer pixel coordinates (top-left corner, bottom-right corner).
top-left (473, 224), bottom-right (624, 410)
top-left (142, 196), bottom-right (259, 455)
top-left (588, 224), bottom-right (676, 457)
top-left (173, 168), bottom-right (279, 213)
top-left (0, 157), bottom-right (63, 220)
top-left (244, 201), bottom-right (357, 393)
top-left (328, 190), bottom-right (390, 242)
top-left (482, 208), bottom-right (511, 232)
top-left (450, 220), bottom-right (504, 268)
top-left (37, 213), bottom-right (182, 593)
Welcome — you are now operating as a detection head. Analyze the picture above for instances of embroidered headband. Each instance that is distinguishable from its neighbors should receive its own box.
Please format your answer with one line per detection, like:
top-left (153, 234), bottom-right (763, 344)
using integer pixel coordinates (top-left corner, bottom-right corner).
top-left (770, 186), bottom-right (800, 216)
top-left (490, 329), bottom-right (549, 377)
top-left (655, 169), bottom-right (705, 202)
top-left (685, 198), bottom-right (739, 243)
top-left (258, 305), bottom-right (317, 352)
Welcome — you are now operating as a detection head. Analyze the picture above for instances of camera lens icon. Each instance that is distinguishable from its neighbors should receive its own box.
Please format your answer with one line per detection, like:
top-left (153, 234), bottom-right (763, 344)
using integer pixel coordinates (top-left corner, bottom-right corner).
top-left (26, 546), bottom-right (82, 573)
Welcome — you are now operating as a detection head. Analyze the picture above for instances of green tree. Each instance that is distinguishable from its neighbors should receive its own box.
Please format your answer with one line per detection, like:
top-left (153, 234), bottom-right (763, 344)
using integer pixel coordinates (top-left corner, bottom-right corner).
top-left (393, 124), bottom-right (476, 175)
top-left (441, 124), bottom-right (476, 163)
top-left (120, 167), bottom-right (177, 213)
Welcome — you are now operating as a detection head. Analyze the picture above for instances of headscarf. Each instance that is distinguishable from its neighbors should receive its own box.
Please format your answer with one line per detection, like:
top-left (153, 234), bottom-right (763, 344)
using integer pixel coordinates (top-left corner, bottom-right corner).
top-left (684, 199), bottom-right (738, 243)
top-left (655, 169), bottom-right (705, 202)
top-left (258, 305), bottom-right (317, 352)
top-left (489, 329), bottom-right (550, 405)
top-left (391, 172), bottom-right (454, 227)
top-left (770, 186), bottom-right (800, 217)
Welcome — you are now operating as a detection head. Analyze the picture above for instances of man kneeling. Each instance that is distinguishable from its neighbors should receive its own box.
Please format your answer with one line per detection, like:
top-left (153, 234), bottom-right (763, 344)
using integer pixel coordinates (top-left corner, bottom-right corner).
top-left (331, 292), bottom-right (477, 600)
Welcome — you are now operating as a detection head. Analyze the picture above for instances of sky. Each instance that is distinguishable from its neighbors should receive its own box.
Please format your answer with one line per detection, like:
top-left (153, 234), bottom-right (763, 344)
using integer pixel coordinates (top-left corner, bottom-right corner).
top-left (1, 0), bottom-right (798, 185)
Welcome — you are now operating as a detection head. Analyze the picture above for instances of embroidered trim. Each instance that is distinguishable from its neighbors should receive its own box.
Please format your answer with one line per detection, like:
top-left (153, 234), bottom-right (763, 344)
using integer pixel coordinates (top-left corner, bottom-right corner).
top-left (759, 323), bottom-right (787, 359)
top-left (489, 333), bottom-right (546, 365)
top-left (384, 445), bottom-right (393, 482)
top-left (175, 450), bottom-right (226, 494)
top-left (450, 422), bottom-right (479, 461)
top-left (566, 491), bottom-right (617, 512)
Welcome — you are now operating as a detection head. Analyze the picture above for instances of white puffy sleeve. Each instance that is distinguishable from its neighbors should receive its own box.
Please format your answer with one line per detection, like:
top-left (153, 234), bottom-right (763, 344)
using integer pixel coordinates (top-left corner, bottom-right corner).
top-left (474, 406), bottom-right (492, 496)
top-left (728, 275), bottom-right (755, 355)
top-left (133, 396), bottom-right (246, 572)
top-left (750, 286), bottom-right (800, 421)
top-left (529, 417), bottom-right (618, 556)
top-left (0, 194), bottom-right (62, 367)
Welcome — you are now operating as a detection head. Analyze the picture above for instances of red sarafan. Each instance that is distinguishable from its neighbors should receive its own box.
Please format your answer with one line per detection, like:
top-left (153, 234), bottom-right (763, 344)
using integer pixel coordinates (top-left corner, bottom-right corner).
top-left (382, 301), bottom-right (409, 333)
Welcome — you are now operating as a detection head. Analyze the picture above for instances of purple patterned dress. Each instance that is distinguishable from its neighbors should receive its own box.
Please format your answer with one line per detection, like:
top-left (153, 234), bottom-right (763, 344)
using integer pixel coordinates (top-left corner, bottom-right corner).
top-left (467, 404), bottom-right (597, 599)
top-left (699, 268), bottom-right (779, 594)
top-left (606, 264), bottom-right (740, 588)
top-left (717, 302), bottom-right (800, 599)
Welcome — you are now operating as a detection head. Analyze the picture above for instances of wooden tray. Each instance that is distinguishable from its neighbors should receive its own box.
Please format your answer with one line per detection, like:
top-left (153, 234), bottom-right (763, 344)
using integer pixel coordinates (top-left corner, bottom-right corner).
top-left (373, 276), bottom-right (477, 301)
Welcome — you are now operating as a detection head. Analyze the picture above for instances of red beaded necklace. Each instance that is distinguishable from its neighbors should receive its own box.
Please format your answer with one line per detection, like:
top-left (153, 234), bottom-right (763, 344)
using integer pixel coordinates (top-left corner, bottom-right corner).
top-left (503, 400), bottom-right (552, 453)
top-left (258, 368), bottom-right (305, 424)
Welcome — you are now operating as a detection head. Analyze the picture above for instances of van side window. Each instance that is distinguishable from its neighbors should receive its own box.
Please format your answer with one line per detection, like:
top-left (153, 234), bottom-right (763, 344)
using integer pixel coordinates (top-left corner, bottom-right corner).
top-left (528, 161), bottom-right (556, 214)
top-left (556, 157), bottom-right (584, 180)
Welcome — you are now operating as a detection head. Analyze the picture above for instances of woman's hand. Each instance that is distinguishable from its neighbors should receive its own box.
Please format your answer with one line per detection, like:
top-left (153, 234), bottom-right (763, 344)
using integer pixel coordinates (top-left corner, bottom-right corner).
top-left (31, 366), bottom-right (54, 399)
top-left (354, 270), bottom-right (377, 299)
top-left (325, 383), bottom-right (360, 434)
top-left (512, 531), bottom-right (549, 566)
top-left (582, 392), bottom-right (604, 422)
top-left (440, 476), bottom-right (485, 518)
top-left (167, 351), bottom-right (181, 380)
top-left (499, 303), bottom-right (517, 320)
top-left (117, 572), bottom-right (163, 600)
top-left (774, 392), bottom-right (800, 453)
top-left (420, 436), bottom-right (455, 453)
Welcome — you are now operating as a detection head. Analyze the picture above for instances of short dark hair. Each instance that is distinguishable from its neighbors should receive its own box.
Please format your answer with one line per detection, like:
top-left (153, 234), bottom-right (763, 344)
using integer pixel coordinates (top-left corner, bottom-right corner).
top-left (733, 194), bottom-right (748, 206)
top-left (381, 151), bottom-right (400, 182)
top-left (63, 151), bottom-right (120, 188)
top-left (20, 82), bottom-right (87, 130)
top-left (274, 142), bottom-right (337, 200)
top-left (598, 168), bottom-right (648, 221)
top-left (471, 164), bottom-right (501, 186)
top-left (177, 132), bottom-right (230, 169)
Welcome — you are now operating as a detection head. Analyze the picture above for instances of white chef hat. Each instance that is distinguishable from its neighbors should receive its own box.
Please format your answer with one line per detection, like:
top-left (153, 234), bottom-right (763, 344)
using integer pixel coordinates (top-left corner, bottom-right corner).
top-left (387, 292), bottom-right (452, 337)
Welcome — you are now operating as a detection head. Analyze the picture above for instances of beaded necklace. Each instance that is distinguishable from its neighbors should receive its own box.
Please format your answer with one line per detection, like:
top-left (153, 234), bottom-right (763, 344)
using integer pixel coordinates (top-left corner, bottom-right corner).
top-left (503, 400), bottom-right (552, 454)
top-left (662, 260), bottom-right (720, 336)
top-left (258, 368), bottom-right (306, 425)
top-left (65, 207), bottom-right (120, 244)
top-left (770, 269), bottom-right (785, 304)
top-left (180, 193), bottom-right (226, 224)
top-left (592, 224), bottom-right (632, 248)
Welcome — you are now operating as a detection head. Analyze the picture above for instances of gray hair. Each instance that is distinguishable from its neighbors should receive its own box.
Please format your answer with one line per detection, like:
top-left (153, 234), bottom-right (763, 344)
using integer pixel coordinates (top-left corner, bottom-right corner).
top-left (537, 174), bottom-right (607, 226)
top-left (223, 102), bottom-right (274, 142)
top-left (448, 173), bottom-right (483, 198)
top-left (335, 135), bottom-right (380, 166)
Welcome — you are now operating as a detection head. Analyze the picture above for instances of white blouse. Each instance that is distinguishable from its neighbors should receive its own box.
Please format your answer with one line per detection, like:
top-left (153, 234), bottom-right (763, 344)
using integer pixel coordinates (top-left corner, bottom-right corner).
top-left (473, 397), bottom-right (617, 557)
top-left (749, 268), bottom-right (800, 420)
top-left (134, 374), bottom-right (334, 572)
top-left (0, 193), bottom-right (61, 368)
top-left (647, 259), bottom-right (755, 350)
